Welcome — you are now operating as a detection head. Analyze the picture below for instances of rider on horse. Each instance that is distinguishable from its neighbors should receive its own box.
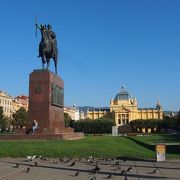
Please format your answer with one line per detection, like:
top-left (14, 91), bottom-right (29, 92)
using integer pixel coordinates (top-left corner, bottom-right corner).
top-left (35, 23), bottom-right (58, 74)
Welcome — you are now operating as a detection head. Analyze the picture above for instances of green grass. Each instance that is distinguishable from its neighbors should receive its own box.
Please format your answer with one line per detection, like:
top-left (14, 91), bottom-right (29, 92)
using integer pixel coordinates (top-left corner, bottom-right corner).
top-left (0, 134), bottom-right (179, 159)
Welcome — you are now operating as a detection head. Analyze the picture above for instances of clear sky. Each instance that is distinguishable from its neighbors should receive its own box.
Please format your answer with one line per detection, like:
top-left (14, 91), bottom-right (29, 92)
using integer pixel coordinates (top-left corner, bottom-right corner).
top-left (0, 0), bottom-right (180, 111)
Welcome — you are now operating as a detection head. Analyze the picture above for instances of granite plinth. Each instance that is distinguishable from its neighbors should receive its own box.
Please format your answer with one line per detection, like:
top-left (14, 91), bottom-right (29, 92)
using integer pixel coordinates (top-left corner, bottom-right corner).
top-left (27, 70), bottom-right (66, 134)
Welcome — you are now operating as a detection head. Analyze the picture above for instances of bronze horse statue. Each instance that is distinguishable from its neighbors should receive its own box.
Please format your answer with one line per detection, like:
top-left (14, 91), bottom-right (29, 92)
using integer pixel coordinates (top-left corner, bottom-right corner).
top-left (36, 24), bottom-right (58, 74)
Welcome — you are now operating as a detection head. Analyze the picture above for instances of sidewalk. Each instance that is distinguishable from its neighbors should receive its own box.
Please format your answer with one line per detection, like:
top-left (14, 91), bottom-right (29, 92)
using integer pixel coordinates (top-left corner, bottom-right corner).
top-left (0, 158), bottom-right (179, 180)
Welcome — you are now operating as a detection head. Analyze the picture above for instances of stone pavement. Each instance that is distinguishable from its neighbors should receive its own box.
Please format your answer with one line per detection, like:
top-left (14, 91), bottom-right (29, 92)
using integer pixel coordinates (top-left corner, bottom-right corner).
top-left (0, 158), bottom-right (179, 180)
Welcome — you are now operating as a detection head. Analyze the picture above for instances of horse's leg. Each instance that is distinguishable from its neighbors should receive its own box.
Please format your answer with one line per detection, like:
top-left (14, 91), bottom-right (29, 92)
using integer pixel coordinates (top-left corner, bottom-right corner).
top-left (42, 51), bottom-right (46, 69)
top-left (54, 57), bottom-right (57, 74)
top-left (46, 59), bottom-right (50, 69)
top-left (41, 57), bottom-right (45, 69)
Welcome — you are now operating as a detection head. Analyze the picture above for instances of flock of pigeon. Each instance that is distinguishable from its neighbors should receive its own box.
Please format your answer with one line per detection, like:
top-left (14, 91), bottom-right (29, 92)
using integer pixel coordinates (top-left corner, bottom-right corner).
top-left (11, 155), bottom-right (159, 179)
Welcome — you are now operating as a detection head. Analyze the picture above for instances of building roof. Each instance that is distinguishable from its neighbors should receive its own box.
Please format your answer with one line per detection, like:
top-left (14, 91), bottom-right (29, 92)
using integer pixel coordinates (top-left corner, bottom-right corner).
top-left (94, 108), bottom-right (110, 112)
top-left (138, 108), bottom-right (158, 111)
top-left (115, 86), bottom-right (132, 100)
top-left (0, 90), bottom-right (12, 98)
top-left (15, 95), bottom-right (29, 100)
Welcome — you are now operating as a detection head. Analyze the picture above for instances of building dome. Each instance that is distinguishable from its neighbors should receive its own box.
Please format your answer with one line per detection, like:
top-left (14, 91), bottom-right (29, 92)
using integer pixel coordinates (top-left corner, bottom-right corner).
top-left (115, 86), bottom-right (132, 100)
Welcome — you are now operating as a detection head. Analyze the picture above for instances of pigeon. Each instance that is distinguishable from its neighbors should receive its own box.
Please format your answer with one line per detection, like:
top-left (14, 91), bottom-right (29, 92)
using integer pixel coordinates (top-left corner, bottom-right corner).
top-left (126, 167), bottom-right (132, 172)
top-left (120, 170), bottom-right (125, 175)
top-left (89, 155), bottom-right (93, 159)
top-left (74, 171), bottom-right (79, 176)
top-left (107, 159), bottom-right (111, 164)
top-left (87, 158), bottom-right (94, 164)
top-left (69, 161), bottom-right (75, 166)
top-left (43, 157), bottom-right (49, 161)
top-left (59, 157), bottom-right (64, 162)
top-left (26, 155), bottom-right (36, 161)
top-left (34, 162), bottom-right (38, 166)
top-left (122, 157), bottom-right (127, 162)
top-left (151, 168), bottom-right (159, 174)
top-left (65, 158), bottom-right (72, 163)
top-left (92, 165), bottom-right (100, 173)
top-left (106, 173), bottom-right (113, 179)
top-left (13, 163), bottom-right (19, 168)
top-left (124, 174), bottom-right (128, 180)
top-left (89, 176), bottom-right (96, 180)
top-left (53, 160), bottom-right (58, 164)
top-left (117, 164), bottom-right (121, 170)
top-left (26, 167), bottom-right (30, 173)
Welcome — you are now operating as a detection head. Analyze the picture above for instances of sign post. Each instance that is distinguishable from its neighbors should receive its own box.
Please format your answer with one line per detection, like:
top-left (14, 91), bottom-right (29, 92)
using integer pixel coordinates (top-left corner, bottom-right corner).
top-left (156, 143), bottom-right (166, 162)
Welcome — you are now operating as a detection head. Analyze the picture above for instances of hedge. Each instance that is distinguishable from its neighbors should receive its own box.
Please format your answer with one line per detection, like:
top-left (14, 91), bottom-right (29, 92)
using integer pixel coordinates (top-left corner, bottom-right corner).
top-left (129, 119), bottom-right (167, 133)
top-left (73, 118), bottom-right (115, 134)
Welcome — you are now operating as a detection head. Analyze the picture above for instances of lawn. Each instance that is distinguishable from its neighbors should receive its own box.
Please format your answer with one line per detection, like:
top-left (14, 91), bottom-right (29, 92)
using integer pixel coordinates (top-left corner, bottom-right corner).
top-left (0, 134), bottom-right (179, 159)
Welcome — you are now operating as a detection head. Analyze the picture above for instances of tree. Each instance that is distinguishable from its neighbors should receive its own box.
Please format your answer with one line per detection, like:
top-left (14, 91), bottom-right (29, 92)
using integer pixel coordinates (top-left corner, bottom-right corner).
top-left (64, 112), bottom-right (73, 127)
top-left (0, 106), bottom-right (3, 120)
top-left (0, 106), bottom-right (8, 131)
top-left (12, 107), bottom-right (27, 128)
top-left (175, 110), bottom-right (180, 129)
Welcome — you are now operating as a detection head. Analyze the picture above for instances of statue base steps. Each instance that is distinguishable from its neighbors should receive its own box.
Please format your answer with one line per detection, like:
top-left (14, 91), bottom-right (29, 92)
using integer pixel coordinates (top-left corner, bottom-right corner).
top-left (0, 132), bottom-right (84, 140)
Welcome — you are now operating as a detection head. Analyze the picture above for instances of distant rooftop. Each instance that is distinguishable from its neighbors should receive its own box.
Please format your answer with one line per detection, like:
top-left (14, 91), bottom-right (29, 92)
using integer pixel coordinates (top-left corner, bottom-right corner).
top-left (0, 90), bottom-right (12, 98)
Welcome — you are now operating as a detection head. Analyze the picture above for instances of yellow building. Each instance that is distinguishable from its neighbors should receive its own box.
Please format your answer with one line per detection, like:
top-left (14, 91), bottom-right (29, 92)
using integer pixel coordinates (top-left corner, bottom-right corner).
top-left (0, 91), bottom-right (13, 118)
top-left (86, 108), bottom-right (110, 120)
top-left (87, 87), bottom-right (163, 126)
top-left (12, 95), bottom-right (29, 113)
top-left (0, 91), bottom-right (29, 119)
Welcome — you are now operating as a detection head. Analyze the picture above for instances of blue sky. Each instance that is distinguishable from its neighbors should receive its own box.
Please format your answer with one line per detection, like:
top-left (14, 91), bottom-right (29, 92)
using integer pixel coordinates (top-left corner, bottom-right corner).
top-left (0, 0), bottom-right (180, 111)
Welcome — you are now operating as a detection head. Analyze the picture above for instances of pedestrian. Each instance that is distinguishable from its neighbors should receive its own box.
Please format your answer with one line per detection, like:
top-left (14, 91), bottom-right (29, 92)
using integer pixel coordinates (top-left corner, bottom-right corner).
top-left (32, 120), bottom-right (38, 134)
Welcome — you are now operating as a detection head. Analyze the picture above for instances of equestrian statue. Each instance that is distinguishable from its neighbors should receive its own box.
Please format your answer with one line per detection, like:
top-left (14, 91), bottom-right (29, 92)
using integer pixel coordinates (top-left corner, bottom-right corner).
top-left (35, 21), bottom-right (58, 74)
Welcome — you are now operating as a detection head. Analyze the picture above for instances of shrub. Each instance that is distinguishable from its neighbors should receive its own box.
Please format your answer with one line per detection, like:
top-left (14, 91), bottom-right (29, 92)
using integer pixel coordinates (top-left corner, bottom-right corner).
top-left (129, 119), bottom-right (163, 133)
top-left (73, 118), bottom-right (115, 134)
top-left (118, 124), bottom-right (132, 134)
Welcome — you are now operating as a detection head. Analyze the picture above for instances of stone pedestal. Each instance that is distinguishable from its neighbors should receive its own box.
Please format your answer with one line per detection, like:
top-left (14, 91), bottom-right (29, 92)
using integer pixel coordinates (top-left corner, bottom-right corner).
top-left (27, 69), bottom-right (70, 134)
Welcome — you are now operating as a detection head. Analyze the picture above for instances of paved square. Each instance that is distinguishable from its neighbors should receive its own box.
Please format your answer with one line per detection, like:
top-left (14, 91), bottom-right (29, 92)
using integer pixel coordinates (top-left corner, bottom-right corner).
top-left (0, 158), bottom-right (179, 180)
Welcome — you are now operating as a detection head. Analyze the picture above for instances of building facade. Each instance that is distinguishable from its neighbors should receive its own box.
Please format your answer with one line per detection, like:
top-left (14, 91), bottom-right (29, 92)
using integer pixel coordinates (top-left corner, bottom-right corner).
top-left (64, 105), bottom-right (80, 121)
top-left (12, 95), bottom-right (29, 113)
top-left (0, 91), bottom-right (13, 118)
top-left (0, 91), bottom-right (29, 119)
top-left (86, 108), bottom-right (110, 119)
top-left (87, 87), bottom-right (163, 126)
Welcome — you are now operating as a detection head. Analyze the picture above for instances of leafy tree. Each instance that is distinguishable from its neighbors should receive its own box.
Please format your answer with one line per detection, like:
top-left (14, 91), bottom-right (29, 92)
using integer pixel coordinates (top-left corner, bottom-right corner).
top-left (64, 112), bottom-right (73, 127)
top-left (176, 111), bottom-right (180, 128)
top-left (163, 115), bottom-right (177, 129)
top-left (0, 106), bottom-right (3, 120)
top-left (0, 106), bottom-right (8, 131)
top-left (129, 119), bottom-right (163, 133)
top-left (12, 107), bottom-right (27, 128)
